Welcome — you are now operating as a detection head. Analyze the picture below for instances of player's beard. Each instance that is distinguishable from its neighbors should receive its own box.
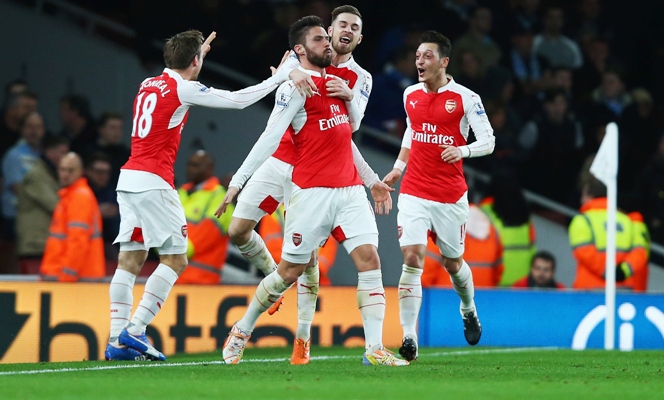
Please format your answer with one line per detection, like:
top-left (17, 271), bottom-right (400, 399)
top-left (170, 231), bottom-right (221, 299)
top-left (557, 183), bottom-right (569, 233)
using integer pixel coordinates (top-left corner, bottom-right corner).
top-left (305, 47), bottom-right (332, 68)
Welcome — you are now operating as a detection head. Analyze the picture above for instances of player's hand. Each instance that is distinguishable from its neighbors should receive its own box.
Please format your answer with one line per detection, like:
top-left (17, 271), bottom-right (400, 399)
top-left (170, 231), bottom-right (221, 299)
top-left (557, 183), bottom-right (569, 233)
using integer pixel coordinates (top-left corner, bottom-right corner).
top-left (270, 51), bottom-right (291, 76)
top-left (326, 77), bottom-right (353, 101)
top-left (202, 31), bottom-right (216, 59)
top-left (382, 168), bottom-right (403, 187)
top-left (370, 181), bottom-right (395, 215)
top-left (289, 69), bottom-right (317, 97)
top-left (440, 145), bottom-right (463, 163)
top-left (215, 186), bottom-right (239, 217)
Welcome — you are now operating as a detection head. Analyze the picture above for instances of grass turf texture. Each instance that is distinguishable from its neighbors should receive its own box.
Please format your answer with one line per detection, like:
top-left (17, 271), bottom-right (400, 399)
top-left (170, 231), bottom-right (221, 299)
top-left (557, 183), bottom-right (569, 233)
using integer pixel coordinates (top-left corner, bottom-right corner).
top-left (1, 347), bottom-right (662, 399)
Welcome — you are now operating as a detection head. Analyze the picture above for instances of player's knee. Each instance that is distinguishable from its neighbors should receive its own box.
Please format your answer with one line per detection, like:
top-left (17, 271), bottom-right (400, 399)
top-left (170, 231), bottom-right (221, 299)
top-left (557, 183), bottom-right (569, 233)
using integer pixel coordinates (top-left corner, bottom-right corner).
top-left (228, 219), bottom-right (252, 245)
top-left (356, 248), bottom-right (381, 272)
top-left (403, 251), bottom-right (423, 269)
top-left (159, 254), bottom-right (188, 275)
top-left (443, 256), bottom-right (463, 274)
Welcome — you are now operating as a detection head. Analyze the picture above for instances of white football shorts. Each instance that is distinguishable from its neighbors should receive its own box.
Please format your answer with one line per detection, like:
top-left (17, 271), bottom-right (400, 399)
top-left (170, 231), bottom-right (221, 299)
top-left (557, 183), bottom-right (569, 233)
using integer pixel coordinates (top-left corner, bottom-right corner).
top-left (397, 192), bottom-right (469, 259)
top-left (114, 189), bottom-right (188, 255)
top-left (281, 185), bottom-right (378, 263)
top-left (233, 157), bottom-right (294, 222)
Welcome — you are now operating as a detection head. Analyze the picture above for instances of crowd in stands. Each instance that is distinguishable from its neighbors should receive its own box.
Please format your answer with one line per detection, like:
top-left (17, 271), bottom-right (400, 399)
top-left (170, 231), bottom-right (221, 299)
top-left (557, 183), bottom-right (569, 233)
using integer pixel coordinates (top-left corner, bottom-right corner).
top-left (1, 0), bottom-right (661, 290)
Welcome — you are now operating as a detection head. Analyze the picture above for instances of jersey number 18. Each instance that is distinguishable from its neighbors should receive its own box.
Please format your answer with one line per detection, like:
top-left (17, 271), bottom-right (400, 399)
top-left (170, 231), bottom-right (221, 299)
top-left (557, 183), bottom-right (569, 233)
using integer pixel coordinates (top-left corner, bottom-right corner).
top-left (131, 92), bottom-right (158, 138)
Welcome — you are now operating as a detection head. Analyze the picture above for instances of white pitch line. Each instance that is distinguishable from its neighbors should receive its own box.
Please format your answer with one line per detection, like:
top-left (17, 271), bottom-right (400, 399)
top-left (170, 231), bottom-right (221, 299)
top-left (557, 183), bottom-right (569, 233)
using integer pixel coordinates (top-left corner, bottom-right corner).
top-left (0, 347), bottom-right (561, 376)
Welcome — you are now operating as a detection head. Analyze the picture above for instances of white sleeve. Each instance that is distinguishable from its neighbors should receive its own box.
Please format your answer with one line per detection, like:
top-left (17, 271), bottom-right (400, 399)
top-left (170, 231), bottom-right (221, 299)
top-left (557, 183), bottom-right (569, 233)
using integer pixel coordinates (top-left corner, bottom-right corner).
top-left (229, 83), bottom-right (304, 189)
top-left (458, 93), bottom-right (495, 158)
top-left (401, 90), bottom-right (413, 149)
top-left (346, 72), bottom-right (372, 132)
top-left (351, 141), bottom-right (379, 188)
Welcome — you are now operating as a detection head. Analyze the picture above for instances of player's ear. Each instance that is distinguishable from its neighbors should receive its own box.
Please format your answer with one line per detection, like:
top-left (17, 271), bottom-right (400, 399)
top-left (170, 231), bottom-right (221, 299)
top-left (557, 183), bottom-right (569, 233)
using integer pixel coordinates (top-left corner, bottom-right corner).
top-left (441, 56), bottom-right (449, 69)
top-left (327, 26), bottom-right (333, 36)
top-left (294, 44), bottom-right (305, 57)
top-left (357, 34), bottom-right (362, 45)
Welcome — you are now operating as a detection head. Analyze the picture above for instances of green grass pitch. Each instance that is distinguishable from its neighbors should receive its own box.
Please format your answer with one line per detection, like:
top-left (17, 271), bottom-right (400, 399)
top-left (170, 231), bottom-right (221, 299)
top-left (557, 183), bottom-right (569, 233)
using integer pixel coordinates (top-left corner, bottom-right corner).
top-left (1, 347), bottom-right (662, 399)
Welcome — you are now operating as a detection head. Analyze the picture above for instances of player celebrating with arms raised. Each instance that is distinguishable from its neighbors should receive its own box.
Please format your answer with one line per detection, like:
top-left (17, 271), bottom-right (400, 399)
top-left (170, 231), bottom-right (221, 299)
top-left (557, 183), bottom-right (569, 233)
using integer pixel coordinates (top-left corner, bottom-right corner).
top-left (106, 30), bottom-right (312, 361)
top-left (382, 31), bottom-right (495, 362)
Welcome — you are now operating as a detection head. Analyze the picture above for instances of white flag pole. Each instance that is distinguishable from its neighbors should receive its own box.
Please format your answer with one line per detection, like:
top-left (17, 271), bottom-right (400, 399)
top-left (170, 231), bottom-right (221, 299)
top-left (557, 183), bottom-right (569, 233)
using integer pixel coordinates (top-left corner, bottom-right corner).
top-left (589, 122), bottom-right (619, 350)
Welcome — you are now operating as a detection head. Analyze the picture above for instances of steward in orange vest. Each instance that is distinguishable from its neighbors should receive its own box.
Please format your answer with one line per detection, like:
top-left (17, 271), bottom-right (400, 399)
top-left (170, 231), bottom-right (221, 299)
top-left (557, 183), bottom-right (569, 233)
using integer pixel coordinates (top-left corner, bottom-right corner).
top-left (41, 153), bottom-right (105, 281)
top-left (177, 151), bottom-right (233, 284)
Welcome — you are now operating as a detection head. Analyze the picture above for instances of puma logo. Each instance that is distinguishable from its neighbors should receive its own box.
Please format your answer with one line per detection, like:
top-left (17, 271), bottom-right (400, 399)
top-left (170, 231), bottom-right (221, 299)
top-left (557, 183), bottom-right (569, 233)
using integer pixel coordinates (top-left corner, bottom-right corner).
top-left (409, 100), bottom-right (418, 108)
top-left (156, 302), bottom-right (162, 309)
top-left (399, 287), bottom-right (412, 293)
top-left (453, 282), bottom-right (467, 289)
top-left (369, 292), bottom-right (386, 298)
top-left (300, 284), bottom-right (317, 290)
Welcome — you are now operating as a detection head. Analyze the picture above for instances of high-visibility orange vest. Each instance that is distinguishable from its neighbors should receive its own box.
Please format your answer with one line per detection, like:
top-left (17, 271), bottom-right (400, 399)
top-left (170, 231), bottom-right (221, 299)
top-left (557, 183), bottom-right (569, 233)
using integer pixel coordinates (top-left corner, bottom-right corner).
top-left (626, 212), bottom-right (650, 292)
top-left (40, 177), bottom-right (105, 282)
top-left (569, 198), bottom-right (648, 291)
top-left (259, 205), bottom-right (337, 285)
top-left (423, 204), bottom-right (503, 287)
top-left (177, 177), bottom-right (232, 284)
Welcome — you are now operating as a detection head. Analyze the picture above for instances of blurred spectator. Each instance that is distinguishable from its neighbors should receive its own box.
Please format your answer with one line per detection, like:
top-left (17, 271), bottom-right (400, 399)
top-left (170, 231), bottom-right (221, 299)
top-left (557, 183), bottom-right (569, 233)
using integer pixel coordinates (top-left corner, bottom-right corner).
top-left (364, 46), bottom-right (416, 138)
top-left (59, 94), bottom-right (97, 155)
top-left (548, 67), bottom-right (575, 108)
top-left (41, 152), bottom-right (105, 282)
top-left (512, 250), bottom-right (565, 289)
top-left (421, 204), bottom-right (503, 288)
top-left (518, 88), bottom-right (585, 205)
top-left (177, 151), bottom-right (233, 284)
top-left (569, 177), bottom-right (648, 291)
top-left (81, 111), bottom-right (130, 187)
top-left (587, 68), bottom-right (632, 122)
top-left (436, 0), bottom-right (476, 41)
top-left (0, 91), bottom-right (38, 159)
top-left (573, 36), bottom-right (623, 108)
top-left (479, 171), bottom-right (536, 286)
top-left (453, 49), bottom-right (511, 103)
top-left (259, 204), bottom-right (338, 286)
top-left (371, 23), bottom-right (424, 72)
top-left (2, 111), bottom-right (45, 239)
top-left (569, 0), bottom-right (613, 49)
top-left (465, 100), bottom-right (522, 173)
top-left (449, 6), bottom-right (502, 76)
top-left (499, 0), bottom-right (541, 44)
top-left (532, 7), bottom-right (583, 70)
top-left (1, 78), bottom-right (29, 112)
top-left (633, 133), bottom-right (664, 245)
top-left (16, 136), bottom-right (69, 270)
top-left (505, 25), bottom-right (543, 102)
top-left (249, 2), bottom-right (300, 79)
top-left (85, 152), bottom-right (119, 260)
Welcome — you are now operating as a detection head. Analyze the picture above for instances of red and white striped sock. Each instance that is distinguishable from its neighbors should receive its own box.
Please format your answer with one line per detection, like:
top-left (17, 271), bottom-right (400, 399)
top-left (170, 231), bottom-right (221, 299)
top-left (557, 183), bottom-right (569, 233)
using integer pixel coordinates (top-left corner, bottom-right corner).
top-left (357, 270), bottom-right (385, 353)
top-left (127, 264), bottom-right (179, 335)
top-left (450, 261), bottom-right (476, 313)
top-left (296, 264), bottom-right (319, 341)
top-left (109, 269), bottom-right (136, 344)
top-left (238, 271), bottom-right (291, 332)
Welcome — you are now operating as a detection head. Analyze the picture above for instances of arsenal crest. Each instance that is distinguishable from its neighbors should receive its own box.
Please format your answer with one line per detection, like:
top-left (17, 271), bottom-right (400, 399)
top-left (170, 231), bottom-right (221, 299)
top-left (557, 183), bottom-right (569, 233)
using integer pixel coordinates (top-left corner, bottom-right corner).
top-left (181, 225), bottom-right (188, 237)
top-left (445, 99), bottom-right (457, 113)
top-left (293, 233), bottom-right (302, 246)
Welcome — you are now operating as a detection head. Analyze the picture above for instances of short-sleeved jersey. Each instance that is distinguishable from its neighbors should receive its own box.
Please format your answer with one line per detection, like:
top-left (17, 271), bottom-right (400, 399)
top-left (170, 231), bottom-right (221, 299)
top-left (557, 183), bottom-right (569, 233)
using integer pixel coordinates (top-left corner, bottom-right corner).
top-left (400, 78), bottom-right (493, 203)
top-left (271, 57), bottom-right (372, 166)
top-left (118, 68), bottom-right (286, 191)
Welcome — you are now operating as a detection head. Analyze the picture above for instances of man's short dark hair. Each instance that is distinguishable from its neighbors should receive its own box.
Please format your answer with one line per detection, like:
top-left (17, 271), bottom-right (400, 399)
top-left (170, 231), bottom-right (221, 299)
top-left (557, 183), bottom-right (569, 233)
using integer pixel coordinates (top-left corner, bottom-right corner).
top-left (61, 94), bottom-right (92, 120)
top-left (532, 251), bottom-right (556, 270)
top-left (289, 16), bottom-right (325, 49)
top-left (420, 30), bottom-right (452, 58)
top-left (42, 135), bottom-right (69, 150)
top-left (584, 176), bottom-right (607, 198)
top-left (98, 111), bottom-right (123, 128)
top-left (163, 30), bottom-right (204, 70)
top-left (8, 90), bottom-right (38, 109)
top-left (85, 151), bottom-right (111, 169)
top-left (331, 5), bottom-right (362, 22)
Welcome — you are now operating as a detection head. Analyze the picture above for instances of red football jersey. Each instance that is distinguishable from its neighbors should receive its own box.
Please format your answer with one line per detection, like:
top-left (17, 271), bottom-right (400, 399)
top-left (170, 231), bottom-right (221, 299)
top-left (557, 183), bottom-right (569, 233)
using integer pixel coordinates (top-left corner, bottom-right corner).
top-left (119, 68), bottom-right (285, 190)
top-left (400, 79), bottom-right (493, 203)
top-left (271, 57), bottom-right (371, 166)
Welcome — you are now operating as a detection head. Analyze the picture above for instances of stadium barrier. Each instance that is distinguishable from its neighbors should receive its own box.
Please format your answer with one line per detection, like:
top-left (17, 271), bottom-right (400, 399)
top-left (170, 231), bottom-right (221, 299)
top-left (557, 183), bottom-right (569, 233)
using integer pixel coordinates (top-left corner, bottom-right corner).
top-left (420, 289), bottom-right (664, 350)
top-left (0, 282), bottom-right (402, 363)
